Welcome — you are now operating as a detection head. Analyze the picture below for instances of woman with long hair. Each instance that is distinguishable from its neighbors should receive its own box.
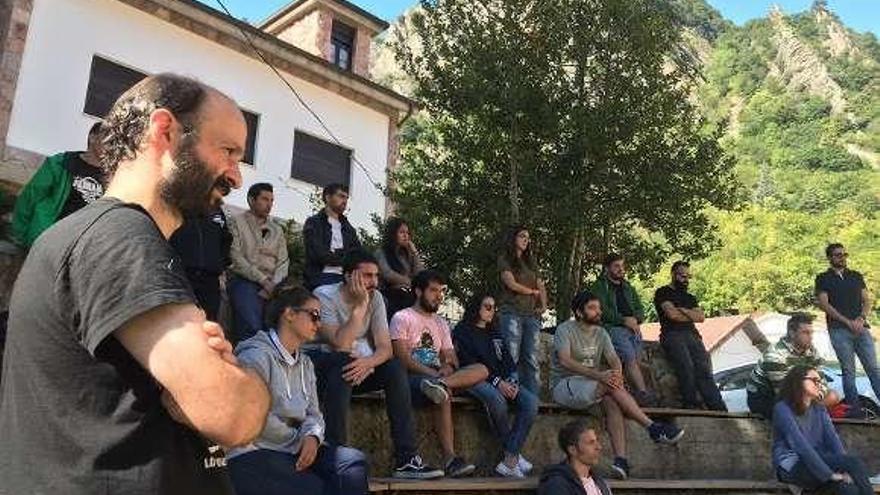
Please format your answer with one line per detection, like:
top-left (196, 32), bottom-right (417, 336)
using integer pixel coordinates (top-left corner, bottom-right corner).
top-left (376, 217), bottom-right (425, 322)
top-left (452, 294), bottom-right (538, 478)
top-left (227, 286), bottom-right (369, 495)
top-left (496, 226), bottom-right (547, 395)
top-left (772, 365), bottom-right (872, 495)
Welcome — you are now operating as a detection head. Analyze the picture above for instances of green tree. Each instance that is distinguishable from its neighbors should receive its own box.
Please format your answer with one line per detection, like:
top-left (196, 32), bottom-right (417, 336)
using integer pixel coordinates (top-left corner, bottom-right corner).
top-left (391, 0), bottom-right (738, 320)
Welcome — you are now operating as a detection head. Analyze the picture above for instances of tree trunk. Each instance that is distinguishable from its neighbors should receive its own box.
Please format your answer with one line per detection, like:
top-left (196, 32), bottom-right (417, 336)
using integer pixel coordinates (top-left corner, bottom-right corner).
top-left (509, 120), bottom-right (520, 223)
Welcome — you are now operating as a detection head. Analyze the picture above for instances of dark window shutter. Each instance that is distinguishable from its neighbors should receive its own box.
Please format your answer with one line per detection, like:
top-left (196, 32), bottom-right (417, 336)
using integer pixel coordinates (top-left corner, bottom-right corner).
top-left (83, 56), bottom-right (147, 118)
top-left (291, 131), bottom-right (352, 188)
top-left (241, 110), bottom-right (259, 165)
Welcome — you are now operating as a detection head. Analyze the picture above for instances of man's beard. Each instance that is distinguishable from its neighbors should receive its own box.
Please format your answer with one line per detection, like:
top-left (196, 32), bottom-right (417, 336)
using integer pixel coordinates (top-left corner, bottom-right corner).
top-left (418, 296), bottom-right (439, 313)
top-left (160, 135), bottom-right (228, 217)
top-left (673, 279), bottom-right (689, 291)
top-left (585, 314), bottom-right (602, 325)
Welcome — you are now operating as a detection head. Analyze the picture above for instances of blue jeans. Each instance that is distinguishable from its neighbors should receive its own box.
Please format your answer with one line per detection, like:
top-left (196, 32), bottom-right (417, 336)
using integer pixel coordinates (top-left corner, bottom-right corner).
top-left (777, 453), bottom-right (872, 495)
top-left (498, 310), bottom-right (541, 395)
top-left (829, 326), bottom-right (880, 407)
top-left (307, 351), bottom-right (418, 465)
top-left (227, 276), bottom-right (266, 344)
top-left (228, 445), bottom-right (369, 495)
top-left (468, 381), bottom-right (538, 456)
top-left (607, 326), bottom-right (642, 364)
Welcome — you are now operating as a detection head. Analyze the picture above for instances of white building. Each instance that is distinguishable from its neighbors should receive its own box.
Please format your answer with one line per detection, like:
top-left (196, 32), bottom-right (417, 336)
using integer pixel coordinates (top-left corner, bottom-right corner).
top-left (0, 0), bottom-right (414, 228)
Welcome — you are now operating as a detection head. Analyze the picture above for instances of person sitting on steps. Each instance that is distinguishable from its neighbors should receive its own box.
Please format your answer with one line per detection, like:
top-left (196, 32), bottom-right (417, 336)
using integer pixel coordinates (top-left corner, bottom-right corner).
top-left (551, 290), bottom-right (685, 479)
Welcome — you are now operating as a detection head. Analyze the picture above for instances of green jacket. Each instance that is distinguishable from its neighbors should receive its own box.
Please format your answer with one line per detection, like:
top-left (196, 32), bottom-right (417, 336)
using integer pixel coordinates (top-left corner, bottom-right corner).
top-left (589, 274), bottom-right (645, 327)
top-left (11, 152), bottom-right (73, 248)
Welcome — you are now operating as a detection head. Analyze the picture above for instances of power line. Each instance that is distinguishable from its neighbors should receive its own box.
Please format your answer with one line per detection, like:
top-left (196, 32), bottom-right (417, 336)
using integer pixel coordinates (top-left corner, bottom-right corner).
top-left (213, 0), bottom-right (386, 194)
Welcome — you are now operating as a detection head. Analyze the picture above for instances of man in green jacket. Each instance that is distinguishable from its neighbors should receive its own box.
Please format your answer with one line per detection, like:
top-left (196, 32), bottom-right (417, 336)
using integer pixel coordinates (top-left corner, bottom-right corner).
top-left (589, 253), bottom-right (656, 406)
top-left (11, 123), bottom-right (104, 249)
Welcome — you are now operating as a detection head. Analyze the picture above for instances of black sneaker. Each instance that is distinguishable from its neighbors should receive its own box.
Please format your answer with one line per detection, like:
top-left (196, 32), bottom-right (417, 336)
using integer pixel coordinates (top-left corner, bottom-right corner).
top-left (648, 422), bottom-right (684, 445)
top-left (393, 455), bottom-right (445, 479)
top-left (610, 457), bottom-right (630, 480)
top-left (444, 456), bottom-right (476, 478)
top-left (420, 378), bottom-right (450, 405)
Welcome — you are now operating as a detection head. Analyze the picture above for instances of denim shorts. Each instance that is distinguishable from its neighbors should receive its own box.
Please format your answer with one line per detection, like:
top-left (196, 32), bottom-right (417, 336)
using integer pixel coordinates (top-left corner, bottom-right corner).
top-left (608, 326), bottom-right (643, 363)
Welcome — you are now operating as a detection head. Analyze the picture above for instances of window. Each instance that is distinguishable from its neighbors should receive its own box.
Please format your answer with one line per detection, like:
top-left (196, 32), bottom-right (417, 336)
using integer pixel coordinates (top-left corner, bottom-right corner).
top-left (83, 56), bottom-right (147, 118)
top-left (84, 55), bottom-right (259, 165)
top-left (241, 110), bottom-right (259, 165)
top-left (291, 131), bottom-right (351, 188)
top-left (330, 20), bottom-right (356, 71)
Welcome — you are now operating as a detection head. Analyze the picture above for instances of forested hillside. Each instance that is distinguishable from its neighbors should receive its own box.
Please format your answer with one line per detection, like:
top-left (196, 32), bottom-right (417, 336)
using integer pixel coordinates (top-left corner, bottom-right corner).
top-left (679, 0), bottom-right (880, 318)
top-left (373, 0), bottom-right (879, 320)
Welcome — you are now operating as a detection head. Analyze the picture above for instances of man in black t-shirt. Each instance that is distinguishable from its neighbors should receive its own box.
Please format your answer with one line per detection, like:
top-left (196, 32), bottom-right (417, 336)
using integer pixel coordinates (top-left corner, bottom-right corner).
top-left (11, 122), bottom-right (106, 249)
top-left (815, 243), bottom-right (880, 408)
top-left (653, 261), bottom-right (726, 411)
top-left (57, 121), bottom-right (106, 220)
top-left (0, 74), bottom-right (270, 495)
top-left (170, 207), bottom-right (233, 321)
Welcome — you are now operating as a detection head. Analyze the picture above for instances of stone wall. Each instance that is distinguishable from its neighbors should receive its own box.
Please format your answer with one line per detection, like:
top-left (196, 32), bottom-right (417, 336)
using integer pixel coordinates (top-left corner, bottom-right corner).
top-left (350, 394), bottom-right (880, 480)
top-left (0, 0), bottom-right (32, 157)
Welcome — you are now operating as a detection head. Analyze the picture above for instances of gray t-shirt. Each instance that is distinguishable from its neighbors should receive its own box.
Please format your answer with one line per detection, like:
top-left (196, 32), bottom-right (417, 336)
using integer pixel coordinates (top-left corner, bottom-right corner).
top-left (550, 320), bottom-right (615, 390)
top-left (0, 198), bottom-right (233, 494)
top-left (309, 282), bottom-right (388, 357)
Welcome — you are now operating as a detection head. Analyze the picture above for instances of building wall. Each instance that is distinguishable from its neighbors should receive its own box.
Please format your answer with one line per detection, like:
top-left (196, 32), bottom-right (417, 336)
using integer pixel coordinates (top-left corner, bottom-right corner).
top-left (353, 27), bottom-right (372, 77)
top-left (712, 329), bottom-right (763, 372)
top-left (275, 9), bottom-right (324, 59)
top-left (5, 0), bottom-right (391, 228)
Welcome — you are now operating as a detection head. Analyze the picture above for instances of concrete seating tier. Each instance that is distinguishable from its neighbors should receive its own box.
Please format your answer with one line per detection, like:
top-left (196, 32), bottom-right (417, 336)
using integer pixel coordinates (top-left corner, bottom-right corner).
top-left (350, 393), bottom-right (880, 482)
top-left (368, 477), bottom-right (880, 494)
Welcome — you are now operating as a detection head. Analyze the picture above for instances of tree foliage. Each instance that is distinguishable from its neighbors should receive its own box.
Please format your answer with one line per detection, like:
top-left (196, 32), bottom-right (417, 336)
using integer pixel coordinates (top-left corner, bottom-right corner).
top-left (390, 0), bottom-right (737, 320)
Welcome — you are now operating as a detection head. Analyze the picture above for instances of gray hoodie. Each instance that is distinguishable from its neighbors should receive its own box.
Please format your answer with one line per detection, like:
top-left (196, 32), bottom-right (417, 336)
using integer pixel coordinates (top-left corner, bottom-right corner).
top-left (228, 330), bottom-right (325, 460)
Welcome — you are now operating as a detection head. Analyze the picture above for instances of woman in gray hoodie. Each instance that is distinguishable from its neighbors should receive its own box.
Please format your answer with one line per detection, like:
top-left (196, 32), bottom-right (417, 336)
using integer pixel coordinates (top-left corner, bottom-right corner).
top-left (227, 286), bottom-right (368, 495)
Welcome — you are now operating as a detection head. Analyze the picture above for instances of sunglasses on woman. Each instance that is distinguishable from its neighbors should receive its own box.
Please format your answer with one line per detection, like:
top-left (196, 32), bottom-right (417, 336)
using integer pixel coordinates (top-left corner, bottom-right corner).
top-left (291, 308), bottom-right (321, 323)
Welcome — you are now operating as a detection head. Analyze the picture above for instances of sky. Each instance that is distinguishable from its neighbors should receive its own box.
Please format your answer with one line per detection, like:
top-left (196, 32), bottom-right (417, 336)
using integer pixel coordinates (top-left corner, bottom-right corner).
top-left (201, 0), bottom-right (878, 35)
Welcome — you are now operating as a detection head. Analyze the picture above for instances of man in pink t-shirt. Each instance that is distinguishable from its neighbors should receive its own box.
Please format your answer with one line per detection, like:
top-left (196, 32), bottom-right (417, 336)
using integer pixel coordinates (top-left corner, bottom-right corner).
top-left (390, 270), bottom-right (488, 478)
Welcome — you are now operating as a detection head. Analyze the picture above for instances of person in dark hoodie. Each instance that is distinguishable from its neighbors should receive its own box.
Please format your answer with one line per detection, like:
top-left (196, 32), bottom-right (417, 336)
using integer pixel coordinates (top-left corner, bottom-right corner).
top-left (539, 419), bottom-right (612, 495)
top-left (169, 206), bottom-right (232, 321)
top-left (228, 286), bottom-right (369, 495)
top-left (453, 293), bottom-right (538, 478)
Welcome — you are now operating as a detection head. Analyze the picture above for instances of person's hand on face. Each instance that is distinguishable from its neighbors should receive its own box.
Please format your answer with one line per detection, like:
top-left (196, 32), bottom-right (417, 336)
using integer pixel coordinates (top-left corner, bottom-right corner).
top-left (349, 269), bottom-right (369, 307)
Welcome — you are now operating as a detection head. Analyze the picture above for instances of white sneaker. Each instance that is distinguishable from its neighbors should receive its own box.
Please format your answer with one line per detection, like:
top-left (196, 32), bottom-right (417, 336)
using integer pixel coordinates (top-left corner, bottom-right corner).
top-left (517, 455), bottom-right (533, 474)
top-left (869, 474), bottom-right (880, 485)
top-left (495, 461), bottom-right (525, 478)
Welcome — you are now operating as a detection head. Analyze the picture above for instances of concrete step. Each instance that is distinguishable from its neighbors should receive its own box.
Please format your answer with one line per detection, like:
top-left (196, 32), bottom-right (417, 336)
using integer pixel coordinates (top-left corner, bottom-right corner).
top-left (349, 394), bottom-right (880, 480)
top-left (368, 476), bottom-right (880, 495)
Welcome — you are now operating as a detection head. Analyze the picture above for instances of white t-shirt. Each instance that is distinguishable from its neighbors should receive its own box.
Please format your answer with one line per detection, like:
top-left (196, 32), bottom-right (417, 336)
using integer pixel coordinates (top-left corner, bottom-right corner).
top-left (307, 283), bottom-right (388, 358)
top-left (582, 476), bottom-right (603, 495)
top-left (322, 217), bottom-right (344, 275)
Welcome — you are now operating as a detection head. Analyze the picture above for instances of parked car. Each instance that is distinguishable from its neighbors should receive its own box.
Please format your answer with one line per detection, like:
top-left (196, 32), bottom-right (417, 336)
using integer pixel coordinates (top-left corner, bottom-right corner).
top-left (715, 363), bottom-right (880, 419)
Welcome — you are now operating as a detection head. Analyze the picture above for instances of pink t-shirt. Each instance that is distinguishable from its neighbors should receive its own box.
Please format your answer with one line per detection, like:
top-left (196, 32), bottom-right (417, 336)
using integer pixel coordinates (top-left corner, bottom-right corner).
top-left (582, 476), bottom-right (602, 495)
top-left (389, 308), bottom-right (453, 369)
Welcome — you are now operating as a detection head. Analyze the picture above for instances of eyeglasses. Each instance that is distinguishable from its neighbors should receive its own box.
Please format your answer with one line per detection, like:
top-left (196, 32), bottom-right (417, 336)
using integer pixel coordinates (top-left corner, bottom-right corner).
top-left (804, 376), bottom-right (822, 385)
top-left (291, 308), bottom-right (321, 323)
top-left (831, 252), bottom-right (849, 258)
